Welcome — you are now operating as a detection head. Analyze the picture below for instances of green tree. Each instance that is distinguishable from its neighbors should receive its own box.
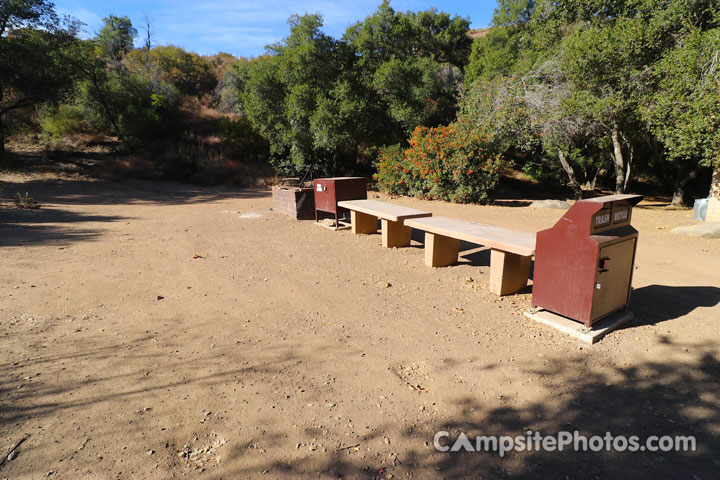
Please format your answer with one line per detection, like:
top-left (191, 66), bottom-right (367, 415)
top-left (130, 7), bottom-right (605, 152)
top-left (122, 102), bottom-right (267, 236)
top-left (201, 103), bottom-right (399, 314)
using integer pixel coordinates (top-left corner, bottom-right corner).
top-left (466, 26), bottom-right (525, 84)
top-left (464, 0), bottom-right (537, 84)
top-left (76, 59), bottom-right (177, 139)
top-left (493, 0), bottom-right (534, 27)
top-left (125, 45), bottom-right (217, 96)
top-left (463, 0), bottom-right (720, 199)
top-left (67, 17), bottom-right (179, 140)
top-left (228, 4), bottom-right (472, 176)
top-left (642, 28), bottom-right (720, 205)
top-left (0, 0), bottom-right (81, 153)
top-left (233, 14), bottom-right (341, 173)
top-left (465, 0), bottom-right (542, 85)
top-left (344, 1), bottom-right (471, 132)
top-left (560, 20), bottom-right (645, 193)
top-left (550, 0), bottom-right (719, 194)
top-left (97, 14), bottom-right (136, 62)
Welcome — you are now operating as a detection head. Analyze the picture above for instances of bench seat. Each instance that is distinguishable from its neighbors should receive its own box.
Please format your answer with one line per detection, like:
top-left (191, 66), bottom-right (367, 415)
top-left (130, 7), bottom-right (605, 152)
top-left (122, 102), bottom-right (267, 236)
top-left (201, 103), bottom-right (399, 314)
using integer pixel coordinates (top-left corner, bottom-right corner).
top-left (337, 199), bottom-right (432, 248)
top-left (404, 216), bottom-right (536, 295)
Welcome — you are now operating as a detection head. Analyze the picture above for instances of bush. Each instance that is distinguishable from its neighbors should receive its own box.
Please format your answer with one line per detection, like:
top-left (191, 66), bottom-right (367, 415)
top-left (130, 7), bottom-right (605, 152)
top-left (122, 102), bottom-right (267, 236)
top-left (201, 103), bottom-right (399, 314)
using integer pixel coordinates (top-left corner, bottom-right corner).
top-left (374, 122), bottom-right (504, 203)
top-left (152, 133), bottom-right (273, 186)
top-left (39, 103), bottom-right (89, 139)
top-left (15, 192), bottom-right (40, 209)
top-left (217, 116), bottom-right (269, 163)
top-left (113, 74), bottom-right (179, 139)
top-left (152, 134), bottom-right (225, 183)
top-left (124, 46), bottom-right (217, 97)
top-left (74, 69), bottom-right (180, 140)
top-left (521, 157), bottom-right (566, 185)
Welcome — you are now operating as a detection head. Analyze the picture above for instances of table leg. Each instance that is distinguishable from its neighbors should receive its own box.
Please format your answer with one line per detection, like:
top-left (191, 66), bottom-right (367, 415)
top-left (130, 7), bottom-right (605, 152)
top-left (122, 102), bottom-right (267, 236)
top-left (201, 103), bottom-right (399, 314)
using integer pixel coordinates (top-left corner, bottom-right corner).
top-left (382, 219), bottom-right (412, 248)
top-left (424, 232), bottom-right (460, 267)
top-left (351, 211), bottom-right (378, 235)
top-left (489, 249), bottom-right (532, 295)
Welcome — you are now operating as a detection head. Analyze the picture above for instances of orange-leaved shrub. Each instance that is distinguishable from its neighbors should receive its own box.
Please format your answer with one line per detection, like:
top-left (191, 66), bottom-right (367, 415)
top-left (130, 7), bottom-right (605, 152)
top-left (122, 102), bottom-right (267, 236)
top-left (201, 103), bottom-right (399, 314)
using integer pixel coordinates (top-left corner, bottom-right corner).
top-left (374, 122), bottom-right (503, 203)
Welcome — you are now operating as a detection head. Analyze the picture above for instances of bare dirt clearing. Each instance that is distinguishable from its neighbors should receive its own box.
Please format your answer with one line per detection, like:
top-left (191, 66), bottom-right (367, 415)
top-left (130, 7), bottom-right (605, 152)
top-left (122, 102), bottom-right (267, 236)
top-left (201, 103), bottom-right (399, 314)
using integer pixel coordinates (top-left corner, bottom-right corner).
top-left (1, 171), bottom-right (719, 479)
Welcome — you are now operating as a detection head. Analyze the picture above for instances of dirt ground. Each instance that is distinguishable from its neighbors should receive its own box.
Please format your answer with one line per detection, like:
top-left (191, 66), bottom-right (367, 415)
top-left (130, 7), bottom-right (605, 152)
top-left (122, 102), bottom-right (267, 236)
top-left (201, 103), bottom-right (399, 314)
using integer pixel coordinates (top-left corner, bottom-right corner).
top-left (1, 166), bottom-right (719, 479)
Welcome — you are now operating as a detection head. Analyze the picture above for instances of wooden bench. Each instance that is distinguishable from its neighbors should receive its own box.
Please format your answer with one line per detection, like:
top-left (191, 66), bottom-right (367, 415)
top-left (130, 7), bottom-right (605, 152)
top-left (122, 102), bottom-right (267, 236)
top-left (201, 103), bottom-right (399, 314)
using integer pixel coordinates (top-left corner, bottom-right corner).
top-left (404, 216), bottom-right (536, 296)
top-left (337, 199), bottom-right (432, 248)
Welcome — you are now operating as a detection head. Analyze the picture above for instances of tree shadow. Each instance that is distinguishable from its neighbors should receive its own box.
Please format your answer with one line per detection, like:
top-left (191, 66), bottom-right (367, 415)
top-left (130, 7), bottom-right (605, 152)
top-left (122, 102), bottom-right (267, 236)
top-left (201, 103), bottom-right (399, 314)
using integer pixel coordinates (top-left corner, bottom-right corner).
top-left (211, 342), bottom-right (720, 479)
top-left (0, 330), bottom-right (309, 446)
top-left (492, 200), bottom-right (533, 208)
top-left (423, 343), bottom-right (720, 479)
top-left (0, 177), bottom-right (270, 207)
top-left (628, 284), bottom-right (720, 328)
top-left (2, 311), bottom-right (718, 479)
top-left (495, 175), bottom-right (575, 201)
top-left (0, 328), bottom-right (379, 478)
top-left (0, 206), bottom-right (128, 247)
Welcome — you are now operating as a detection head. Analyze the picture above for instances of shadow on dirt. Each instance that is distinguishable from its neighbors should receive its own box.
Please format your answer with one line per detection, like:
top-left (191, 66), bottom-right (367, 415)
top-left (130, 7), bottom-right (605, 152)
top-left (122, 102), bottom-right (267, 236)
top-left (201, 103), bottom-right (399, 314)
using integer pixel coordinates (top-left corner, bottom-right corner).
top-left (0, 206), bottom-right (128, 247)
top-left (0, 330), bottom-right (304, 437)
top-left (211, 342), bottom-right (720, 479)
top-left (419, 341), bottom-right (720, 479)
top-left (1, 312), bottom-right (718, 479)
top-left (628, 284), bottom-right (720, 327)
top-left (0, 177), bottom-right (269, 207)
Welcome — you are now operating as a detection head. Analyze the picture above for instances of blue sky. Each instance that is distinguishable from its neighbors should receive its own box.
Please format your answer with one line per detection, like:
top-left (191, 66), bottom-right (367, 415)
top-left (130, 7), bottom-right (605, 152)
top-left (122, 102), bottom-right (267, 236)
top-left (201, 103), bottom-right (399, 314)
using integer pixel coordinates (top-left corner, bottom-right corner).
top-left (54, 0), bottom-right (498, 58)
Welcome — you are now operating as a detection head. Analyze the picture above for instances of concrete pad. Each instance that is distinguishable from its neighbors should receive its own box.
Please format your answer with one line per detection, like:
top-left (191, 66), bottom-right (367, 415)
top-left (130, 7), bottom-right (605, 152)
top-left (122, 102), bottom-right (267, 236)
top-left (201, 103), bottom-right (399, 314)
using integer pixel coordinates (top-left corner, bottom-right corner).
top-left (671, 222), bottom-right (720, 239)
top-left (314, 219), bottom-right (351, 230)
top-left (524, 308), bottom-right (634, 344)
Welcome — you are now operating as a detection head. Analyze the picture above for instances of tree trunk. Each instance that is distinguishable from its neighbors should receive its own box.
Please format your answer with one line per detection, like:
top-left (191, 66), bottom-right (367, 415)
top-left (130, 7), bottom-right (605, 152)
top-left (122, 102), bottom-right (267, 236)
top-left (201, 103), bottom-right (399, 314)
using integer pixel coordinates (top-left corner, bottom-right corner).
top-left (0, 85), bottom-right (5, 155)
top-left (557, 148), bottom-right (583, 199)
top-left (0, 113), bottom-right (5, 155)
top-left (707, 165), bottom-right (720, 221)
top-left (89, 70), bottom-right (121, 137)
top-left (611, 122), bottom-right (625, 194)
top-left (671, 183), bottom-right (685, 207)
top-left (623, 142), bottom-right (633, 192)
top-left (672, 162), bottom-right (704, 206)
top-left (710, 165), bottom-right (720, 199)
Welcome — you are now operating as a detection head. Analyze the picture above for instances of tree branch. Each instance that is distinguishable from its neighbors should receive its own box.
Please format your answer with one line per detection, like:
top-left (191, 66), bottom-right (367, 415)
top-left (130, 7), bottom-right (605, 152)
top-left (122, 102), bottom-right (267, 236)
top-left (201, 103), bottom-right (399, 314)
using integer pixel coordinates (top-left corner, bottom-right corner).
top-left (0, 97), bottom-right (39, 116)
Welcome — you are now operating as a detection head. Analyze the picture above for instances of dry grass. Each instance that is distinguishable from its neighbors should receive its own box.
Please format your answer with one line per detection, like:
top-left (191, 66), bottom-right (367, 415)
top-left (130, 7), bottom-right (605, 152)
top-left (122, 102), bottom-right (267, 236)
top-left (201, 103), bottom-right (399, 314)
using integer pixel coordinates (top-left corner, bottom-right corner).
top-left (14, 192), bottom-right (41, 209)
top-left (469, 27), bottom-right (491, 38)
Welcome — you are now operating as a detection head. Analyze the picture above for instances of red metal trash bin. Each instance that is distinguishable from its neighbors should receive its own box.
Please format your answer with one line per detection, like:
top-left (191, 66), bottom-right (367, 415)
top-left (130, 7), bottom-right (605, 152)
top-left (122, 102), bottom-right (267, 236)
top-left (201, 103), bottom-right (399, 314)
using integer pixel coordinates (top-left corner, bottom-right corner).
top-left (532, 194), bottom-right (643, 327)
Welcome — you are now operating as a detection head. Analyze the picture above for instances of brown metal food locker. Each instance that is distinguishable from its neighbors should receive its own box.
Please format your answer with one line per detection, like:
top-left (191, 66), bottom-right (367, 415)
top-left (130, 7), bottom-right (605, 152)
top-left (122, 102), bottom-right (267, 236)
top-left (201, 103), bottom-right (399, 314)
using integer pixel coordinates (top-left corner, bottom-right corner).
top-left (313, 177), bottom-right (367, 229)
